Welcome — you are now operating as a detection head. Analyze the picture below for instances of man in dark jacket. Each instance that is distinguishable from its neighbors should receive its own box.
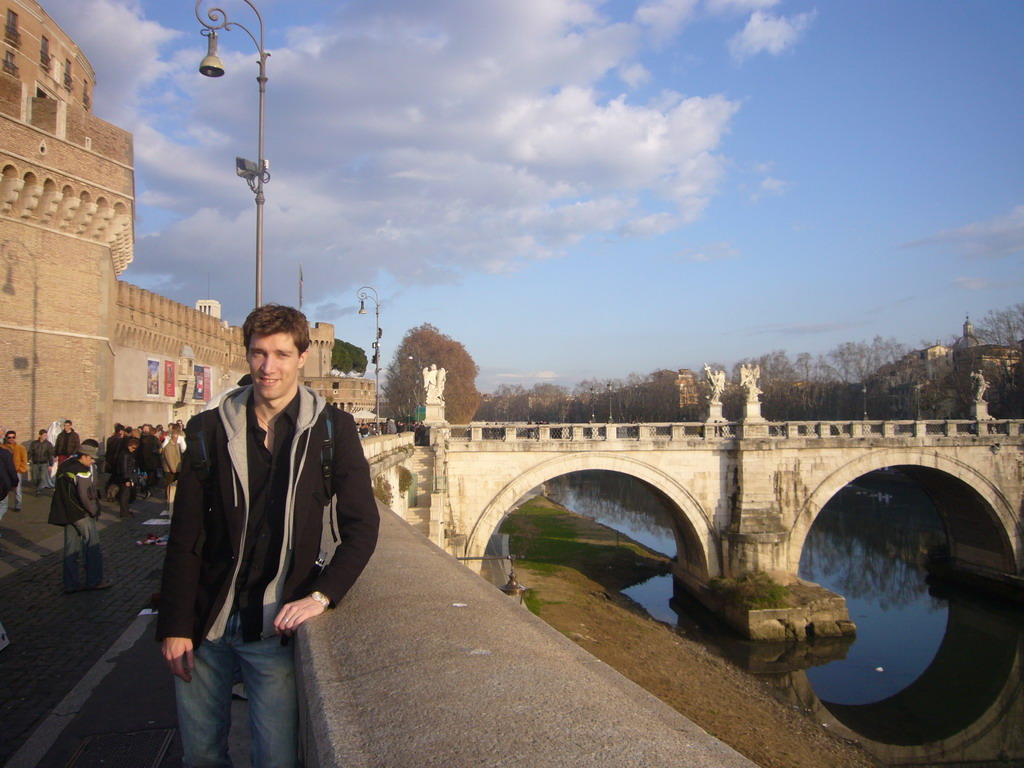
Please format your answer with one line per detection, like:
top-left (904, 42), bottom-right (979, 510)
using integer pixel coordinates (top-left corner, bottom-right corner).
top-left (28, 429), bottom-right (55, 493)
top-left (54, 420), bottom-right (80, 467)
top-left (157, 304), bottom-right (379, 767)
top-left (48, 440), bottom-right (111, 593)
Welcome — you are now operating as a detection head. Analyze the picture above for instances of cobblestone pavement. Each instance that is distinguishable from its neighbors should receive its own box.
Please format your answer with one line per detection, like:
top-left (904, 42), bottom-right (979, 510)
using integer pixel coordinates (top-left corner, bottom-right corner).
top-left (0, 485), bottom-right (173, 766)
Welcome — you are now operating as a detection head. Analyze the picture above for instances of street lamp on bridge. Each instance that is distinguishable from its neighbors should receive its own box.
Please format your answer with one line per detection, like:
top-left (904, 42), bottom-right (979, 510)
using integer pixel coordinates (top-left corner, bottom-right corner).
top-left (358, 286), bottom-right (381, 432)
top-left (196, 0), bottom-right (270, 308)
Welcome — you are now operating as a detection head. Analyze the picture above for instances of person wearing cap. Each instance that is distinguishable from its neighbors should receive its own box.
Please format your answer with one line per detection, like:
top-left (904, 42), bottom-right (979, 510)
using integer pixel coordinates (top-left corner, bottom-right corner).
top-left (48, 440), bottom-right (112, 593)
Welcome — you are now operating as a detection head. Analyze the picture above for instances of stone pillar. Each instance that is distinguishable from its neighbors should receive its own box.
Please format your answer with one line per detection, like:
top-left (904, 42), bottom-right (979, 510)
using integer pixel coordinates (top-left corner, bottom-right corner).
top-left (723, 444), bottom-right (791, 582)
top-left (972, 401), bottom-right (992, 421)
top-left (706, 402), bottom-right (724, 422)
top-left (742, 399), bottom-right (764, 422)
top-left (423, 402), bottom-right (445, 426)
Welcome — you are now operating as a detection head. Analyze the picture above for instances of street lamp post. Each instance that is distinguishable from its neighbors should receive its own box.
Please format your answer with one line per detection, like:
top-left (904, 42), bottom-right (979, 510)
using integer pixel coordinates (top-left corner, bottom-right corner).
top-left (196, 1), bottom-right (270, 308)
top-left (607, 381), bottom-right (613, 423)
top-left (357, 286), bottom-right (381, 433)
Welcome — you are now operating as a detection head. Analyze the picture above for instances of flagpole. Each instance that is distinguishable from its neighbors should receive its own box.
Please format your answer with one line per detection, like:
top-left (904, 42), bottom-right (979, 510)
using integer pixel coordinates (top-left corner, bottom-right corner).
top-left (299, 263), bottom-right (303, 309)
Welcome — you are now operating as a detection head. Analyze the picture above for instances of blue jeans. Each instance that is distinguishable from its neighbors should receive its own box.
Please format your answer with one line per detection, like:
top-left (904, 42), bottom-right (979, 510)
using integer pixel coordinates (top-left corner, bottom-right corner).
top-left (175, 612), bottom-right (298, 767)
top-left (63, 517), bottom-right (104, 590)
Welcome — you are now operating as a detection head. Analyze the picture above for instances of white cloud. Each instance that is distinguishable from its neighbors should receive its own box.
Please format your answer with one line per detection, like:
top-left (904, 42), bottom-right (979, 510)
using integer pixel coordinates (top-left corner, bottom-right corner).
top-left (677, 241), bottom-right (739, 262)
top-left (728, 10), bottom-right (816, 63)
top-left (705, 0), bottom-right (779, 14)
top-left (952, 277), bottom-right (992, 291)
top-left (47, 0), bottom-right (749, 322)
top-left (636, 0), bottom-right (700, 45)
top-left (750, 175), bottom-right (789, 201)
top-left (618, 62), bottom-right (652, 88)
top-left (908, 205), bottom-right (1024, 260)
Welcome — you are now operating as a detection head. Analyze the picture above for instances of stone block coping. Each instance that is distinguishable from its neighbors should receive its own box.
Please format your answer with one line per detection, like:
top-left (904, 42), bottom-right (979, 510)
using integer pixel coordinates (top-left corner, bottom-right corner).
top-left (296, 504), bottom-right (757, 767)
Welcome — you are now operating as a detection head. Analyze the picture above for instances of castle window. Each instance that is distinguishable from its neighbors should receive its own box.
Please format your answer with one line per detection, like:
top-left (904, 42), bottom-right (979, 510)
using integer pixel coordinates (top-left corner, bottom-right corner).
top-left (4, 10), bottom-right (19, 48)
top-left (63, 59), bottom-right (72, 89)
top-left (2, 50), bottom-right (17, 77)
top-left (40, 36), bottom-right (49, 69)
top-left (83, 84), bottom-right (90, 110)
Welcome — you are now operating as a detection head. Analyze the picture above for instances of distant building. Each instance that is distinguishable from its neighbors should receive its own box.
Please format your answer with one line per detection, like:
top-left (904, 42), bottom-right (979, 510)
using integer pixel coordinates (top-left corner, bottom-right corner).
top-left (676, 369), bottom-right (700, 409)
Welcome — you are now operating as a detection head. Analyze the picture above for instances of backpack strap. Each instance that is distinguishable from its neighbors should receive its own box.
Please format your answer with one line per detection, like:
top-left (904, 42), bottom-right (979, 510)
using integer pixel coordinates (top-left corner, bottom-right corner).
top-left (316, 408), bottom-right (339, 569)
top-left (185, 412), bottom-right (216, 494)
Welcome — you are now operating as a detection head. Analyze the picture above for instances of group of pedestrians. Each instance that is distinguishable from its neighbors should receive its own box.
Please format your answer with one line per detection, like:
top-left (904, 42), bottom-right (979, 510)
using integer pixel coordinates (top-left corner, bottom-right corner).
top-left (101, 422), bottom-right (185, 518)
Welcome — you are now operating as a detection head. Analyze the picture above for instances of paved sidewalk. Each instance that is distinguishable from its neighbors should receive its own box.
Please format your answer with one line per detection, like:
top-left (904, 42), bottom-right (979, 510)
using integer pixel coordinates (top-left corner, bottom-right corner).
top-left (0, 483), bottom-right (248, 767)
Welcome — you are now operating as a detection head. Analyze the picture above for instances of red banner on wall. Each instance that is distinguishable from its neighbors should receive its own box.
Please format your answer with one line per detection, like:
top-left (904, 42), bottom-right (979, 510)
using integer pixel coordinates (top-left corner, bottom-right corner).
top-left (164, 361), bottom-right (176, 397)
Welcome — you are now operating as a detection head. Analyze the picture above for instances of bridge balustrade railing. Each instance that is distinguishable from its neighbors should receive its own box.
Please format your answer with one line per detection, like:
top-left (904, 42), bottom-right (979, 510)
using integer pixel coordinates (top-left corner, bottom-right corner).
top-left (449, 419), bottom-right (1022, 443)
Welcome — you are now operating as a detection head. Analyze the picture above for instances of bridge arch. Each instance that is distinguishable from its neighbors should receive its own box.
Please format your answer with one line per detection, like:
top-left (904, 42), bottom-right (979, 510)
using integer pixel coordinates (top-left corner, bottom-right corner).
top-left (464, 452), bottom-right (720, 580)
top-left (788, 448), bottom-right (1021, 577)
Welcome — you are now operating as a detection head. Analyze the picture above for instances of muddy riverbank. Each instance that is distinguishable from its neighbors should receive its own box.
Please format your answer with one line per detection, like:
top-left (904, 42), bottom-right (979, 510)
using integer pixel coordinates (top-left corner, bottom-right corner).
top-left (501, 496), bottom-right (878, 768)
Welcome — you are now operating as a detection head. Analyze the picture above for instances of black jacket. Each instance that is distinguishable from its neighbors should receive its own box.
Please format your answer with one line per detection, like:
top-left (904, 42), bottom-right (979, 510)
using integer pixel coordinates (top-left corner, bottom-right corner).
top-left (48, 458), bottom-right (98, 526)
top-left (0, 447), bottom-right (17, 499)
top-left (156, 386), bottom-right (379, 646)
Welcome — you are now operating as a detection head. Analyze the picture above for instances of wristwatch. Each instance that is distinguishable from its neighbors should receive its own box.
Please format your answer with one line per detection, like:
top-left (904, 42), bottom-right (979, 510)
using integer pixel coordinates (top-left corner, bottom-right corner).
top-left (309, 591), bottom-right (331, 609)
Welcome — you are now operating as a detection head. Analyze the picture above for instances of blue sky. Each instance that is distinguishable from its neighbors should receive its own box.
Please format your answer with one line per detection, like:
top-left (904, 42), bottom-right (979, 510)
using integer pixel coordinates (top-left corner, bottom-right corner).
top-left (43, 0), bottom-right (1024, 391)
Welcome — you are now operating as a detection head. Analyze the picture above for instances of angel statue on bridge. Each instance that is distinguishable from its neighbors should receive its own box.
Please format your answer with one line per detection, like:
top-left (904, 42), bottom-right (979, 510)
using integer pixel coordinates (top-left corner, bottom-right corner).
top-left (703, 364), bottom-right (726, 405)
top-left (971, 369), bottom-right (988, 404)
top-left (739, 363), bottom-right (762, 403)
top-left (423, 364), bottom-right (447, 405)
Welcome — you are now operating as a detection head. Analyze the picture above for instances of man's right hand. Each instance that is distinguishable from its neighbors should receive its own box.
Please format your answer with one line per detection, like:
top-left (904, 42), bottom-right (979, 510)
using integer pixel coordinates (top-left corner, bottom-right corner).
top-left (162, 637), bottom-right (195, 682)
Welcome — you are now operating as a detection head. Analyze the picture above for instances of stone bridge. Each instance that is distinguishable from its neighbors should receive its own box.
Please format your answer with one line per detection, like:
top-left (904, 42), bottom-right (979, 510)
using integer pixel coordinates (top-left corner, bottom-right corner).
top-left (420, 419), bottom-right (1024, 599)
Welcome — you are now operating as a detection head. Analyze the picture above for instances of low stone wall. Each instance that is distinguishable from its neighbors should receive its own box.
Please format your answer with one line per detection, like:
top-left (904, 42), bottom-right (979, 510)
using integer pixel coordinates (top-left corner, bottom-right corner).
top-left (295, 507), bottom-right (757, 767)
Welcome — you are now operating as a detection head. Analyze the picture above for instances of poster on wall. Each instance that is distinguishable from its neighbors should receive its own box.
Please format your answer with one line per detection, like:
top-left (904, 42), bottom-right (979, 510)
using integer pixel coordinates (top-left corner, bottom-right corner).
top-left (194, 365), bottom-right (206, 401)
top-left (164, 361), bottom-right (176, 397)
top-left (147, 359), bottom-right (160, 395)
top-left (204, 366), bottom-right (212, 402)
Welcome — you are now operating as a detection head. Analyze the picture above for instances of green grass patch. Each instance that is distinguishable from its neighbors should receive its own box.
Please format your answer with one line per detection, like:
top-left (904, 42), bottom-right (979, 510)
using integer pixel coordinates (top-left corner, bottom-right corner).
top-left (501, 496), bottom-right (669, 594)
top-left (709, 572), bottom-right (791, 610)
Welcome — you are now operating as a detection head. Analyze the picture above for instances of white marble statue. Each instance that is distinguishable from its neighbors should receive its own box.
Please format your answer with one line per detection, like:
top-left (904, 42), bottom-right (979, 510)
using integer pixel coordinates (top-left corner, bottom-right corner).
top-left (423, 364), bottom-right (447, 405)
top-left (739, 363), bottom-right (762, 403)
top-left (703, 364), bottom-right (726, 405)
top-left (971, 369), bottom-right (988, 404)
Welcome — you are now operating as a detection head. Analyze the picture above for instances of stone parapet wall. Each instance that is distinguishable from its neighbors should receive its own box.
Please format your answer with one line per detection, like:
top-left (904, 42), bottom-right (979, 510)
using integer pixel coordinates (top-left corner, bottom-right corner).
top-left (297, 504), bottom-right (757, 768)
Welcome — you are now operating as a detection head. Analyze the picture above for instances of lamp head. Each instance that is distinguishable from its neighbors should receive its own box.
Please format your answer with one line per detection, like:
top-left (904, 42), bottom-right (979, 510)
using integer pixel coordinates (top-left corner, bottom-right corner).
top-left (358, 300), bottom-right (366, 315)
top-left (199, 30), bottom-right (225, 77)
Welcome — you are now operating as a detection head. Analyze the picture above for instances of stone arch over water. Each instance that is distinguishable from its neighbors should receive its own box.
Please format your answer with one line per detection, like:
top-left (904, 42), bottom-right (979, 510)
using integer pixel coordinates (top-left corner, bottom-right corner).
top-left (464, 452), bottom-right (718, 580)
top-left (783, 594), bottom-right (1024, 762)
top-left (787, 448), bottom-right (1021, 578)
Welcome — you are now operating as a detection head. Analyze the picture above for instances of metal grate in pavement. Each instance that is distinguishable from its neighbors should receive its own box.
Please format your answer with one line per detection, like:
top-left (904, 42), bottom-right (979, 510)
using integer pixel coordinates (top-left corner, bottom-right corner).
top-left (64, 728), bottom-right (175, 768)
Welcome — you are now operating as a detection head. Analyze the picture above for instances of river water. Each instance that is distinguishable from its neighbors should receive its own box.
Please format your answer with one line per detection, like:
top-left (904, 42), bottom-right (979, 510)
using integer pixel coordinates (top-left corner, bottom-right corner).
top-left (537, 469), bottom-right (1024, 767)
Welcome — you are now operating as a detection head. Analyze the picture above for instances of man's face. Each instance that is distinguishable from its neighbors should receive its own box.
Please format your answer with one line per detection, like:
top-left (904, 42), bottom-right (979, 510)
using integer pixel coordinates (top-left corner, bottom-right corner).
top-left (63, 422), bottom-right (72, 432)
top-left (4, 432), bottom-right (15, 445)
top-left (247, 332), bottom-right (308, 405)
top-left (142, 425), bottom-right (151, 435)
top-left (38, 431), bottom-right (47, 440)
top-left (80, 454), bottom-right (95, 468)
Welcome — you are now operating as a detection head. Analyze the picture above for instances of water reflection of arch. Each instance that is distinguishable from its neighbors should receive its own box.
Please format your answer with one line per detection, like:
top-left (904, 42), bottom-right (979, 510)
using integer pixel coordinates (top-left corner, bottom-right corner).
top-left (788, 449), bottom-right (1020, 578)
top-left (782, 595), bottom-right (1024, 764)
top-left (464, 453), bottom-right (717, 580)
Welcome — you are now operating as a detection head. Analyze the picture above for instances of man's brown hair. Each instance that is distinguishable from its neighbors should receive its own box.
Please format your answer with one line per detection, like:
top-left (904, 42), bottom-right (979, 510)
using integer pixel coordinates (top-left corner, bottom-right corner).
top-left (242, 304), bottom-right (311, 354)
